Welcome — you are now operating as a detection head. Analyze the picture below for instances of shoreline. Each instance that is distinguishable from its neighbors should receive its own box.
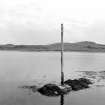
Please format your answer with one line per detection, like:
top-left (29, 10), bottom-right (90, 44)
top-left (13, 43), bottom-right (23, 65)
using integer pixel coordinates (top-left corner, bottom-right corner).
top-left (0, 49), bottom-right (105, 53)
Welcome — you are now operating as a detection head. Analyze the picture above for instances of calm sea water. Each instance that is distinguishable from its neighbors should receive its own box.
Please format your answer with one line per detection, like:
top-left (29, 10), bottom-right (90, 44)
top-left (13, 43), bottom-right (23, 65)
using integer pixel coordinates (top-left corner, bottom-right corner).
top-left (0, 51), bottom-right (105, 105)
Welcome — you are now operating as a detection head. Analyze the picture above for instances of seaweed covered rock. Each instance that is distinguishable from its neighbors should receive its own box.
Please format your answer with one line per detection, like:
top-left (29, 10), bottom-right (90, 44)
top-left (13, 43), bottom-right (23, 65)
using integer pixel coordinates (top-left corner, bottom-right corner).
top-left (78, 78), bottom-right (93, 85)
top-left (38, 84), bottom-right (71, 96)
top-left (64, 78), bottom-right (92, 91)
top-left (21, 78), bottom-right (93, 96)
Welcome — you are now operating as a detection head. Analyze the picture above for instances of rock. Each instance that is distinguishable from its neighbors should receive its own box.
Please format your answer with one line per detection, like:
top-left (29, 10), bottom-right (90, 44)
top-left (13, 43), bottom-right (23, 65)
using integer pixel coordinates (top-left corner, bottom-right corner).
top-left (38, 84), bottom-right (71, 96)
top-left (78, 78), bottom-right (93, 85)
top-left (58, 84), bottom-right (72, 93)
top-left (21, 78), bottom-right (93, 96)
top-left (64, 78), bottom-right (92, 91)
top-left (38, 84), bottom-right (61, 96)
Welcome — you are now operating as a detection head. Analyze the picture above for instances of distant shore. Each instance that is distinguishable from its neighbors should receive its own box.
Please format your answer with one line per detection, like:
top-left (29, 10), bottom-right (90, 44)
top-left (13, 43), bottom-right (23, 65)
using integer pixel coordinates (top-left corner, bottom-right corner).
top-left (1, 41), bottom-right (105, 52)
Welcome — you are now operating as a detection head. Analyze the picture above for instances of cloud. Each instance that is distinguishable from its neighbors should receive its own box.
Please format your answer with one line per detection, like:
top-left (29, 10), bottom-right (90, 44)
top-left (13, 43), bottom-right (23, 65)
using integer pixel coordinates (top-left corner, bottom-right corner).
top-left (0, 0), bottom-right (105, 44)
top-left (83, 21), bottom-right (105, 43)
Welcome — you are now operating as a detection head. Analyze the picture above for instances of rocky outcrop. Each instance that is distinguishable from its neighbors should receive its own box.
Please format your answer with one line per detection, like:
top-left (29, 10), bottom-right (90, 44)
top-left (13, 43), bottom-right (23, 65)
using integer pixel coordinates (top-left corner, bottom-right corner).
top-left (38, 84), bottom-right (71, 96)
top-left (21, 78), bottom-right (93, 96)
top-left (64, 78), bottom-right (92, 91)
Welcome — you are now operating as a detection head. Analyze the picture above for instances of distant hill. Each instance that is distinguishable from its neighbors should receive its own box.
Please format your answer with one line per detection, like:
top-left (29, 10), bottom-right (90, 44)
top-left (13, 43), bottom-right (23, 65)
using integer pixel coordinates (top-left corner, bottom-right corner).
top-left (0, 41), bottom-right (105, 52)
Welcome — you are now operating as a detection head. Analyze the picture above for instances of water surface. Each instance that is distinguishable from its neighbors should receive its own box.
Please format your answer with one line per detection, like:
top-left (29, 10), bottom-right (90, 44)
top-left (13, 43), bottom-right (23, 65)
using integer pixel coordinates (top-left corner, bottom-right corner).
top-left (0, 51), bottom-right (105, 105)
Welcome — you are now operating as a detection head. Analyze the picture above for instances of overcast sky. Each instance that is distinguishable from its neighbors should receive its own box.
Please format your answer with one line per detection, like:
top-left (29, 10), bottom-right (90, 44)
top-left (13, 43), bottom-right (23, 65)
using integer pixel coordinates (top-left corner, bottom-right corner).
top-left (1, 0), bottom-right (105, 44)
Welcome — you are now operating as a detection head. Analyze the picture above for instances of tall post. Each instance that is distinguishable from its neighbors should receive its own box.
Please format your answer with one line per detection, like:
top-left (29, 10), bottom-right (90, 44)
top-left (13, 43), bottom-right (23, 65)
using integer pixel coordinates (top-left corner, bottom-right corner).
top-left (61, 24), bottom-right (64, 85)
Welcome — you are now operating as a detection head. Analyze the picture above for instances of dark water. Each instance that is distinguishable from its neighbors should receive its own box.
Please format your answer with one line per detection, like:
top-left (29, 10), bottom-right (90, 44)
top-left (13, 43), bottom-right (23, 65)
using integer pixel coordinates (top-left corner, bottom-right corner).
top-left (0, 51), bottom-right (105, 105)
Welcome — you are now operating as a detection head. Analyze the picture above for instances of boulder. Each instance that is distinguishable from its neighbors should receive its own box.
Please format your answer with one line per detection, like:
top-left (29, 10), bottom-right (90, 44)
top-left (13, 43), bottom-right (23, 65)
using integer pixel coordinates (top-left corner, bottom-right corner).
top-left (64, 78), bottom-right (92, 91)
top-left (78, 78), bottom-right (93, 84)
top-left (38, 84), bottom-right (71, 96)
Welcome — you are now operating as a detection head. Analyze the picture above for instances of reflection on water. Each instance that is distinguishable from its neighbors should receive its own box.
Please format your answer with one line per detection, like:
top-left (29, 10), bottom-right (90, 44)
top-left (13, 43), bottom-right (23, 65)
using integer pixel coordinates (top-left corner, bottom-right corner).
top-left (60, 95), bottom-right (64, 105)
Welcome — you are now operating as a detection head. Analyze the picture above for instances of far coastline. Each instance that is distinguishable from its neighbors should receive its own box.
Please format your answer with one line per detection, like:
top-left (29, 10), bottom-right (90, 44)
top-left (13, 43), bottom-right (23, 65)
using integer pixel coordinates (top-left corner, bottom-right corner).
top-left (1, 41), bottom-right (105, 52)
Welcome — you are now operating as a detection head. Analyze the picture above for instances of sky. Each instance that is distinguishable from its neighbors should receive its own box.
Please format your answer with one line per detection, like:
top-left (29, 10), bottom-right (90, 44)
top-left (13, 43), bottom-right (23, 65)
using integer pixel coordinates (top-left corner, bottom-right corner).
top-left (1, 0), bottom-right (105, 44)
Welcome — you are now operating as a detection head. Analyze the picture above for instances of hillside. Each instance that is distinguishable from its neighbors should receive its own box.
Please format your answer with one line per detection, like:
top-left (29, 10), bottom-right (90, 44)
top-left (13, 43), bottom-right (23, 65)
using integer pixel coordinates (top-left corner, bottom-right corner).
top-left (0, 41), bottom-right (105, 52)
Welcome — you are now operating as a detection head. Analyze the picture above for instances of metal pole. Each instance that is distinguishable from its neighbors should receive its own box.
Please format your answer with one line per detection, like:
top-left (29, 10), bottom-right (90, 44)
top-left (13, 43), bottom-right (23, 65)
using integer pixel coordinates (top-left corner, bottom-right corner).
top-left (61, 24), bottom-right (64, 85)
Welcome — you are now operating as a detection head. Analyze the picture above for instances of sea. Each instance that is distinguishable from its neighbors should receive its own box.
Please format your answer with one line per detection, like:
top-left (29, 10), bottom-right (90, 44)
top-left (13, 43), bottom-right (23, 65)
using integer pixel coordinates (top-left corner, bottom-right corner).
top-left (0, 51), bottom-right (105, 105)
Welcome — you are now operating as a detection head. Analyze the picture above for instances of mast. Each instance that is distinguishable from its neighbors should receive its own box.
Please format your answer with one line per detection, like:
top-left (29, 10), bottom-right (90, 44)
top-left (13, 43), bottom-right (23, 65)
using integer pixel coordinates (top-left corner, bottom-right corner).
top-left (61, 24), bottom-right (64, 85)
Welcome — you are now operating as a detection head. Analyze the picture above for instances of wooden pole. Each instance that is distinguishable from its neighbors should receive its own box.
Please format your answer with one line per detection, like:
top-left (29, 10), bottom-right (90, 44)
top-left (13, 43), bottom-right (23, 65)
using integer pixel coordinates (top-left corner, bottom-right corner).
top-left (61, 24), bottom-right (64, 85)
